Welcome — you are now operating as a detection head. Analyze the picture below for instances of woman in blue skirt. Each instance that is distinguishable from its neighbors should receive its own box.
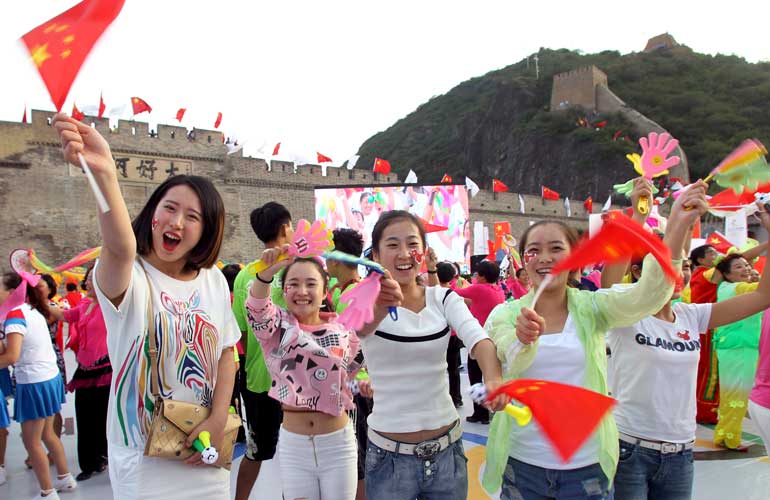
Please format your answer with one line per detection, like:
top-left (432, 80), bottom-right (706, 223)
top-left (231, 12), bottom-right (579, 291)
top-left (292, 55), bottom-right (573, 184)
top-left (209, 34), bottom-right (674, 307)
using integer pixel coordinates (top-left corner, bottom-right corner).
top-left (0, 272), bottom-right (76, 499)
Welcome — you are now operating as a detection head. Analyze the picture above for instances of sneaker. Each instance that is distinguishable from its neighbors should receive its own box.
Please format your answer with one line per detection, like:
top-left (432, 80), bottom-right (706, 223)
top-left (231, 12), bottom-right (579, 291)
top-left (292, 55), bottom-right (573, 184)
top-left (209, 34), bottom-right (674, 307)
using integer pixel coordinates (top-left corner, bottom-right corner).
top-left (32, 490), bottom-right (61, 499)
top-left (53, 473), bottom-right (77, 492)
top-left (0, 465), bottom-right (6, 485)
top-left (75, 471), bottom-right (93, 482)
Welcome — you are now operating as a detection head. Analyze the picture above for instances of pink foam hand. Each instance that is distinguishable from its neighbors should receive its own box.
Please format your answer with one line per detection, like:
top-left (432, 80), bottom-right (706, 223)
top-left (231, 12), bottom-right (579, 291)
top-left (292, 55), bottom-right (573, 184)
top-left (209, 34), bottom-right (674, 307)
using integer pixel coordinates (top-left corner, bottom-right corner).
top-left (337, 273), bottom-right (381, 331)
top-left (0, 270), bottom-right (40, 324)
top-left (288, 219), bottom-right (333, 258)
top-left (639, 132), bottom-right (681, 179)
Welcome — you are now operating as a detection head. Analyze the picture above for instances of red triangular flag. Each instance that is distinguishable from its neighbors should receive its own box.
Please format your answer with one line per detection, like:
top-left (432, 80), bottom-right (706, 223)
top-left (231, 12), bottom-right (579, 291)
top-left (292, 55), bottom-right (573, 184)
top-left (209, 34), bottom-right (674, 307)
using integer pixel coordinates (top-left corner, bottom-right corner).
top-left (22, 106), bottom-right (28, 123)
top-left (692, 218), bottom-right (701, 239)
top-left (272, 142), bottom-right (281, 156)
top-left (131, 97), bottom-right (151, 115)
top-left (583, 197), bottom-right (593, 213)
top-left (416, 216), bottom-right (448, 234)
top-left (494, 221), bottom-right (512, 251)
top-left (441, 173), bottom-right (452, 183)
top-left (98, 92), bottom-right (106, 119)
top-left (489, 380), bottom-right (616, 462)
top-left (214, 112), bottom-right (222, 129)
top-left (21, 0), bottom-right (126, 111)
top-left (493, 179), bottom-right (508, 193)
top-left (542, 186), bottom-right (560, 201)
top-left (550, 216), bottom-right (677, 282)
top-left (706, 231), bottom-right (734, 254)
top-left (373, 157), bottom-right (391, 174)
top-left (317, 152), bottom-right (333, 163)
top-left (176, 108), bottom-right (186, 122)
top-left (71, 103), bottom-right (84, 121)
top-left (486, 240), bottom-right (496, 261)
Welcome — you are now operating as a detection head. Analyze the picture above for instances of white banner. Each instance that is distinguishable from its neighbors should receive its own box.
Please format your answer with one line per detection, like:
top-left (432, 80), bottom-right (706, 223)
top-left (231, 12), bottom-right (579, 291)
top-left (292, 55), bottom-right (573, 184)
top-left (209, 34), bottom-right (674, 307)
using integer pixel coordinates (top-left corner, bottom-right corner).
top-left (725, 208), bottom-right (748, 249)
top-left (473, 221), bottom-right (487, 255)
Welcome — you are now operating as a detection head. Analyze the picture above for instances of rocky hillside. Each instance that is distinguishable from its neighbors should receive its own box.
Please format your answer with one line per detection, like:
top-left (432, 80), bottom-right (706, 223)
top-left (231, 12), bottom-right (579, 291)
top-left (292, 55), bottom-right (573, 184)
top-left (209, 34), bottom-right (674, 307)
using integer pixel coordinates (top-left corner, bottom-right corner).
top-left (356, 46), bottom-right (770, 198)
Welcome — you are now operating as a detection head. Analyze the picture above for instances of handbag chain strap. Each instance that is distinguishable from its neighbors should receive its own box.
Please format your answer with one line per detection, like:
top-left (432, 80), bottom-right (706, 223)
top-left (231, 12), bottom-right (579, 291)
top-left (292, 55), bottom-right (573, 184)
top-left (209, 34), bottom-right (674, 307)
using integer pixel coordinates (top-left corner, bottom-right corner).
top-left (138, 259), bottom-right (161, 399)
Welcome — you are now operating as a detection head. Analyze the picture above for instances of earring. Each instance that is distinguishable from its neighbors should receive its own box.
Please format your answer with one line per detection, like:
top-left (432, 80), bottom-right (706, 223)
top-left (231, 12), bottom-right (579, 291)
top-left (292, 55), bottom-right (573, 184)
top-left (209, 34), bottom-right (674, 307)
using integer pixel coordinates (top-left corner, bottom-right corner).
top-left (152, 218), bottom-right (159, 231)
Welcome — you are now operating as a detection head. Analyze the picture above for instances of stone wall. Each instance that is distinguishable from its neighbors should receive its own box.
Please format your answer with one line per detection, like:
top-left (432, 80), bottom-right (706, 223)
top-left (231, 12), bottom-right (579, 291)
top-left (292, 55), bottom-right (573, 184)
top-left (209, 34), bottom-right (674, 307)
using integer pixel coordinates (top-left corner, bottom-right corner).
top-left (0, 110), bottom-right (593, 267)
top-left (549, 66), bottom-right (608, 112)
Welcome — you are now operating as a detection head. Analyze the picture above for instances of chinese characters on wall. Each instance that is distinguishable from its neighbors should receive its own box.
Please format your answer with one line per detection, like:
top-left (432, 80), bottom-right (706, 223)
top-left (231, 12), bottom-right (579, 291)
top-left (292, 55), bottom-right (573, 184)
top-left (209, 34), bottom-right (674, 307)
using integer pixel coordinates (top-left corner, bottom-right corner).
top-left (112, 156), bottom-right (192, 182)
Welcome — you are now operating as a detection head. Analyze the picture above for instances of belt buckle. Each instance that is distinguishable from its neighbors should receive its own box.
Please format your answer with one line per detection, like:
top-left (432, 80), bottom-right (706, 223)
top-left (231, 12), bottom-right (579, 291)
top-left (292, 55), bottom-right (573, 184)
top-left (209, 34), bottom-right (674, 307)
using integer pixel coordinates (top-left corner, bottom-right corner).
top-left (414, 440), bottom-right (441, 459)
top-left (660, 443), bottom-right (678, 454)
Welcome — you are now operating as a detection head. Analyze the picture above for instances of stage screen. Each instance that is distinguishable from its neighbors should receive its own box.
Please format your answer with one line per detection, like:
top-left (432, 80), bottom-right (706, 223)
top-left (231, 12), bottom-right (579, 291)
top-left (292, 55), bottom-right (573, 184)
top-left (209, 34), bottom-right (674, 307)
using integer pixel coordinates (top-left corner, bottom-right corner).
top-left (315, 184), bottom-right (470, 267)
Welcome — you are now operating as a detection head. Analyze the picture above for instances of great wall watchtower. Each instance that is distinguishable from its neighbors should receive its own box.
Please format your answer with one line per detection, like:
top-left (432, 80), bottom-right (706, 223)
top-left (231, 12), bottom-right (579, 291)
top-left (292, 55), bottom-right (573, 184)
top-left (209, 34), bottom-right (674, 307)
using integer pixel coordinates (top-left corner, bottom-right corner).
top-left (549, 65), bottom-right (608, 112)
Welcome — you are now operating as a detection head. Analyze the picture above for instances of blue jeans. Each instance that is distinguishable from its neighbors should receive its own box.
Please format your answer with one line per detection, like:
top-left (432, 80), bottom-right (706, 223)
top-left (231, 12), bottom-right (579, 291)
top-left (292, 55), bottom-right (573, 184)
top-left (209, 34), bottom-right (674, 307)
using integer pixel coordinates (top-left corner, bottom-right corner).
top-left (365, 439), bottom-right (468, 500)
top-left (502, 457), bottom-right (613, 500)
top-left (614, 440), bottom-right (694, 500)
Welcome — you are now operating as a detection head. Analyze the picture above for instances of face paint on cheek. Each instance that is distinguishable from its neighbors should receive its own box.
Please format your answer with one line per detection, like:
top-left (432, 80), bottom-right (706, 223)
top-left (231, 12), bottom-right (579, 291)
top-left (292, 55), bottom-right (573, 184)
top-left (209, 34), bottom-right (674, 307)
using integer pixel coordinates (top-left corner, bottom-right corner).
top-left (524, 251), bottom-right (537, 265)
top-left (410, 249), bottom-right (424, 264)
top-left (152, 218), bottom-right (159, 231)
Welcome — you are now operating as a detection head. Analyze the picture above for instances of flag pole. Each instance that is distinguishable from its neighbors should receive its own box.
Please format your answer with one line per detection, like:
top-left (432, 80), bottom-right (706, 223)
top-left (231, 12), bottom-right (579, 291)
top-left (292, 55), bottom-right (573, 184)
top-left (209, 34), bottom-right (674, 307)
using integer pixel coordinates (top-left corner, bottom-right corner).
top-left (77, 153), bottom-right (110, 213)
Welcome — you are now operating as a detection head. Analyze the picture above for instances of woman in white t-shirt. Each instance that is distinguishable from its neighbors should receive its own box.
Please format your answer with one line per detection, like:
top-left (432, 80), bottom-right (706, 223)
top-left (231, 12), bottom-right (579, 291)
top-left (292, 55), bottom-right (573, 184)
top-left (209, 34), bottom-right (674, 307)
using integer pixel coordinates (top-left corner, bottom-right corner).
top-left (53, 114), bottom-right (239, 500)
top-left (358, 210), bottom-right (508, 500)
top-left (605, 201), bottom-right (770, 499)
top-left (0, 272), bottom-right (76, 499)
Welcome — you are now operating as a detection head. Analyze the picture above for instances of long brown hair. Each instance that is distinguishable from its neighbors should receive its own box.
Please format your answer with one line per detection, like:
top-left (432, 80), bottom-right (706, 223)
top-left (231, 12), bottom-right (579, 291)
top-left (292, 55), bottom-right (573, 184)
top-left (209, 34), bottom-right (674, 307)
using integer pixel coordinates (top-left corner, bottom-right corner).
top-left (2, 272), bottom-right (50, 321)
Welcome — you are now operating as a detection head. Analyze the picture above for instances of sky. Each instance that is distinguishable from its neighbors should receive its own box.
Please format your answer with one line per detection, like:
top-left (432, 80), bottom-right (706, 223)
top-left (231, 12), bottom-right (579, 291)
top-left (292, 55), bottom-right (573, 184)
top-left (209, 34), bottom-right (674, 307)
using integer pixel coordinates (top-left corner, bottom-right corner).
top-left (2, 0), bottom-right (770, 167)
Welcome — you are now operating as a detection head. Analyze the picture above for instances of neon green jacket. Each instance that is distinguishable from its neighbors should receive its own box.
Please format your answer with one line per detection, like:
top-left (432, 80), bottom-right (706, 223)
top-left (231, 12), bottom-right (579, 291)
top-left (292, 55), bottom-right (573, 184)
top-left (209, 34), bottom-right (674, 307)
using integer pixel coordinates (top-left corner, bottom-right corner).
top-left (482, 255), bottom-right (675, 493)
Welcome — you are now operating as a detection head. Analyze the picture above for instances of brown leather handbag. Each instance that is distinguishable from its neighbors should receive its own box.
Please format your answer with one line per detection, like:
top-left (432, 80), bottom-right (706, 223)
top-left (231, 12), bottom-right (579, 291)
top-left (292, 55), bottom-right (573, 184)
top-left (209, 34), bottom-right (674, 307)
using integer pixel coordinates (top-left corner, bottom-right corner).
top-left (140, 265), bottom-right (242, 469)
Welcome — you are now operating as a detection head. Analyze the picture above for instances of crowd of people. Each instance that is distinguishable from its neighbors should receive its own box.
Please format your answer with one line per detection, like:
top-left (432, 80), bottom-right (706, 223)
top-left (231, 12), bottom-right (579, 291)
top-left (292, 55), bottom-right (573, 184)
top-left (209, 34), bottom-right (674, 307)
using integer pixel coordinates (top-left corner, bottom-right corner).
top-left (0, 113), bottom-right (769, 500)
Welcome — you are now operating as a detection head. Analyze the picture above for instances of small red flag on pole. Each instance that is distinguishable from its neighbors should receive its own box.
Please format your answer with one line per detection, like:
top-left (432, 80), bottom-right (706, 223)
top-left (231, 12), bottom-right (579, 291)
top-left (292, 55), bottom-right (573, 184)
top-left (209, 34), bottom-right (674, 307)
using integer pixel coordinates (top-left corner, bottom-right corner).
top-left (131, 97), bottom-right (151, 115)
top-left (493, 179), bottom-right (508, 193)
top-left (98, 92), bottom-right (106, 119)
top-left (176, 108), bottom-right (186, 122)
top-left (214, 112), bottom-right (223, 129)
top-left (441, 173), bottom-right (453, 183)
top-left (71, 103), bottom-right (84, 121)
top-left (542, 186), bottom-right (560, 201)
top-left (317, 152), bottom-right (333, 163)
top-left (373, 158), bottom-right (391, 174)
top-left (22, 106), bottom-right (28, 123)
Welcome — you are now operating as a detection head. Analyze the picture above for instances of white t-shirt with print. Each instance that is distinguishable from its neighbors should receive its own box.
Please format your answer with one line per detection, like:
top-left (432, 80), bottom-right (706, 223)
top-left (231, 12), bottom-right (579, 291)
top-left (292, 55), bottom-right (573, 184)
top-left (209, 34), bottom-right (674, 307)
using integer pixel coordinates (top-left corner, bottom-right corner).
top-left (2, 303), bottom-right (59, 384)
top-left (608, 301), bottom-right (712, 443)
top-left (509, 315), bottom-right (601, 469)
top-left (94, 258), bottom-right (240, 450)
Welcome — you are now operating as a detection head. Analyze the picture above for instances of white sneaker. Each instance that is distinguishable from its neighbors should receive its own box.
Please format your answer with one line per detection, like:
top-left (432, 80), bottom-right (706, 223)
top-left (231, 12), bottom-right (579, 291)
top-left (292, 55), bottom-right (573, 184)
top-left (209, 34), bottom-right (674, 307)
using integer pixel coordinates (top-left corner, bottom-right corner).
top-left (32, 490), bottom-right (61, 500)
top-left (53, 473), bottom-right (77, 492)
top-left (0, 465), bottom-right (6, 485)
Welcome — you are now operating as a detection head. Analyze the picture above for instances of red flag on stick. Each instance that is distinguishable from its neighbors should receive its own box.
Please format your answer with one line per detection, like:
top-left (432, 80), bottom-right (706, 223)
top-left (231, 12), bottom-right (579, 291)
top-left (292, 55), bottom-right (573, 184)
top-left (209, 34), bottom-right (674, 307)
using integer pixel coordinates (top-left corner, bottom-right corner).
top-left (706, 231), bottom-right (734, 254)
top-left (176, 108), bottom-right (186, 122)
top-left (485, 240), bottom-right (496, 262)
top-left (373, 158), bottom-right (391, 174)
top-left (22, 106), bottom-right (28, 123)
top-left (441, 173), bottom-right (452, 183)
top-left (542, 186), bottom-right (560, 201)
top-left (583, 197), bottom-right (593, 213)
top-left (317, 152), bottom-right (333, 163)
top-left (416, 216), bottom-right (448, 233)
top-left (272, 142), bottom-right (281, 156)
top-left (131, 97), bottom-right (151, 115)
top-left (71, 103), bottom-right (84, 121)
top-left (20, 0), bottom-right (126, 111)
top-left (493, 179), bottom-right (508, 193)
top-left (494, 221), bottom-right (511, 251)
top-left (98, 93), bottom-right (106, 119)
top-left (214, 112), bottom-right (222, 129)
top-left (488, 379), bottom-right (616, 462)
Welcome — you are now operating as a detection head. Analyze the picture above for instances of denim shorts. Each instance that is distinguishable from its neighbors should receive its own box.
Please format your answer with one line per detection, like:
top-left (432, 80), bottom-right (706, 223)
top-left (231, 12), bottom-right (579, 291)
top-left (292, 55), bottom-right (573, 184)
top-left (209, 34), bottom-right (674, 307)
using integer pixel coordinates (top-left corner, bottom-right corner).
top-left (502, 457), bottom-right (613, 500)
top-left (614, 439), bottom-right (694, 500)
top-left (365, 438), bottom-right (468, 500)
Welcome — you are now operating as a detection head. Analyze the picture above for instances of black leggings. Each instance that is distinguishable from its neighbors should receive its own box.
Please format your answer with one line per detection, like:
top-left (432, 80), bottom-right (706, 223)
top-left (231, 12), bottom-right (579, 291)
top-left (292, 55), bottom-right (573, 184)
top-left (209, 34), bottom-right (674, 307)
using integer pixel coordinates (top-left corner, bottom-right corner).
top-left (75, 385), bottom-right (110, 473)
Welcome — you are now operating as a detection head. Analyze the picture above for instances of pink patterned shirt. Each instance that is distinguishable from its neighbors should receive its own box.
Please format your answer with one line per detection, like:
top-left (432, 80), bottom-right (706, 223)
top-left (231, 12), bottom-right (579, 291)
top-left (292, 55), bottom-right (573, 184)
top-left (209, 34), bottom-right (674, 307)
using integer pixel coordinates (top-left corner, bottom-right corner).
top-left (245, 295), bottom-right (360, 416)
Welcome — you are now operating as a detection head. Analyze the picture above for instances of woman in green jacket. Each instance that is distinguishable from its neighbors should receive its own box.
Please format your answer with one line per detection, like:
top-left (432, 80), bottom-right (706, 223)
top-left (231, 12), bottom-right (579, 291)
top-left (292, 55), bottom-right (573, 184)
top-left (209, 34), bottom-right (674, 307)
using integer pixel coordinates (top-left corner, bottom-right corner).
top-left (482, 182), bottom-right (708, 499)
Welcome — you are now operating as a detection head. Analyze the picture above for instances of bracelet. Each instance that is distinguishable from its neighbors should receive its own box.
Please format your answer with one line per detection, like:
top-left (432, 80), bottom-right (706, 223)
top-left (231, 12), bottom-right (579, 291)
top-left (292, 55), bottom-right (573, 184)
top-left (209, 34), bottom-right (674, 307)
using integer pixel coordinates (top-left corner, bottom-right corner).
top-left (255, 273), bottom-right (273, 284)
top-left (427, 269), bottom-right (438, 274)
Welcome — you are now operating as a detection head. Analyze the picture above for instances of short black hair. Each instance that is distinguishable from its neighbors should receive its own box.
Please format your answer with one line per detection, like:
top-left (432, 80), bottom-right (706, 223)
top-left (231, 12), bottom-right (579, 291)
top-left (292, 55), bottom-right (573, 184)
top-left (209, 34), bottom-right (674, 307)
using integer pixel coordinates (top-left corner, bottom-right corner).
top-left (690, 245), bottom-right (714, 267)
top-left (220, 264), bottom-right (242, 292)
top-left (515, 268), bottom-right (527, 278)
top-left (477, 260), bottom-right (500, 283)
top-left (333, 228), bottom-right (364, 262)
top-left (250, 202), bottom-right (291, 244)
top-left (715, 253), bottom-right (747, 282)
top-left (436, 262), bottom-right (456, 284)
top-left (133, 175), bottom-right (225, 272)
top-left (40, 274), bottom-right (58, 300)
top-left (65, 282), bottom-right (77, 292)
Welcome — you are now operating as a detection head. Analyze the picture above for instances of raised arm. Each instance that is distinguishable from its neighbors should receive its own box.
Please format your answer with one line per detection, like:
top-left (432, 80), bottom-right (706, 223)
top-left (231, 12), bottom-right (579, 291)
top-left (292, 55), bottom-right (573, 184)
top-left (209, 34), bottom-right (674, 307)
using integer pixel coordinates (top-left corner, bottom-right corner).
top-left (709, 203), bottom-right (770, 329)
top-left (52, 114), bottom-right (135, 305)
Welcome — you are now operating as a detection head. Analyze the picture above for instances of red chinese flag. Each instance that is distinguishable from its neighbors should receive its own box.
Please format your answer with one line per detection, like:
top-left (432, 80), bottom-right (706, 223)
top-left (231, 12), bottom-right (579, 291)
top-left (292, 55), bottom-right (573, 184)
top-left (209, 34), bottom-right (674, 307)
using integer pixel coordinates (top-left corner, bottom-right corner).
top-left (692, 218), bottom-right (701, 239)
top-left (176, 108), bottom-right (186, 122)
top-left (493, 179), bottom-right (508, 193)
top-left (131, 97), bottom-right (151, 115)
top-left (486, 240), bottom-right (496, 262)
top-left (583, 197), bottom-right (593, 213)
top-left (542, 186), bottom-right (560, 201)
top-left (71, 103), bottom-right (84, 121)
top-left (550, 216), bottom-right (678, 282)
top-left (317, 152), bottom-right (333, 163)
top-left (22, 106), bottom-right (28, 123)
top-left (488, 380), bottom-right (616, 462)
top-left (416, 216), bottom-right (448, 234)
top-left (441, 173), bottom-right (452, 183)
top-left (494, 221), bottom-right (511, 251)
top-left (213, 112), bottom-right (223, 129)
top-left (592, 120), bottom-right (607, 128)
top-left (21, 0), bottom-right (126, 111)
top-left (98, 92), bottom-right (106, 119)
top-left (272, 142), bottom-right (281, 156)
top-left (706, 231), bottom-right (734, 254)
top-left (709, 183), bottom-right (770, 212)
top-left (373, 157), bottom-right (391, 174)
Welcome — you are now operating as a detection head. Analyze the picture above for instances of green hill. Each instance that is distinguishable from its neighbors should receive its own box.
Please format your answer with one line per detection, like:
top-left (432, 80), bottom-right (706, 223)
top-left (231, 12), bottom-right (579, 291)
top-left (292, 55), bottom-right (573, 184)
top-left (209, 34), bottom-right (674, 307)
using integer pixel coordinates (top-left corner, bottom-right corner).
top-left (356, 45), bottom-right (770, 198)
